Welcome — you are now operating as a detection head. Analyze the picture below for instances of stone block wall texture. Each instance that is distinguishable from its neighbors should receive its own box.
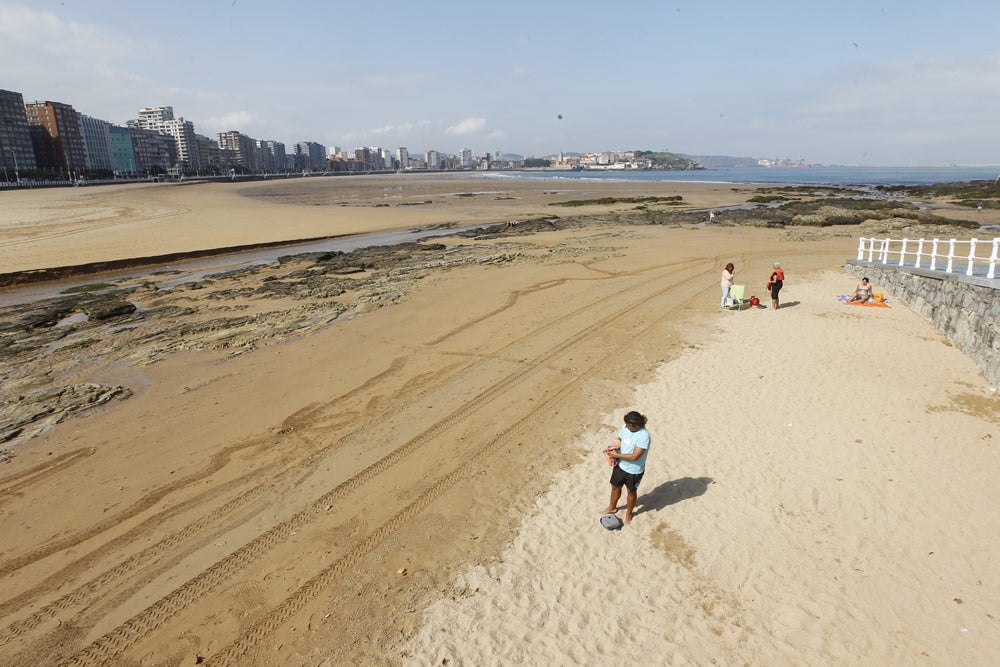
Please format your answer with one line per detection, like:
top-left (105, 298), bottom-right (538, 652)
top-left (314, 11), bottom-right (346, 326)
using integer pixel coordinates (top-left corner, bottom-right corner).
top-left (845, 261), bottom-right (999, 388)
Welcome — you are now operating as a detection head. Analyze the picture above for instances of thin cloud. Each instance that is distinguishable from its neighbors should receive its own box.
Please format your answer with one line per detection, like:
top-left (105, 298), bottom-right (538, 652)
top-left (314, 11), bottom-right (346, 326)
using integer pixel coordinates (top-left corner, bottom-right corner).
top-left (0, 4), bottom-right (142, 61)
top-left (0, 4), bottom-right (159, 122)
top-left (722, 54), bottom-right (1000, 162)
top-left (446, 117), bottom-right (488, 136)
top-left (803, 55), bottom-right (1000, 127)
top-left (274, 80), bottom-right (353, 96)
top-left (204, 111), bottom-right (256, 133)
top-left (362, 71), bottom-right (434, 88)
top-left (371, 121), bottom-right (430, 136)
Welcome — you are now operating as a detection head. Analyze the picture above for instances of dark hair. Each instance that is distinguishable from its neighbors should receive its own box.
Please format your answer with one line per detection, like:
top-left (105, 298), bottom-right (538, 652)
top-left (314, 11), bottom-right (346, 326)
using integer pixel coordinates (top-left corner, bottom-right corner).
top-left (862, 277), bottom-right (869, 282)
top-left (725, 262), bottom-right (734, 272)
top-left (623, 411), bottom-right (647, 428)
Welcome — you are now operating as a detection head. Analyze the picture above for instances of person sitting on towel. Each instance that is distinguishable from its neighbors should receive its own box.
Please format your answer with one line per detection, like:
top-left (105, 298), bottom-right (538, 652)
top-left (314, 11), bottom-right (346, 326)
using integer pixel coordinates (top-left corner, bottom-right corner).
top-left (848, 277), bottom-right (873, 302)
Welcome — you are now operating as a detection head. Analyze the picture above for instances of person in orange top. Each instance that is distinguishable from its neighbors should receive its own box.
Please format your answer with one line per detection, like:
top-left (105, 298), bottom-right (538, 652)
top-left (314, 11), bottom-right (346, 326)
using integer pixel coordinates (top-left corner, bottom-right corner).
top-left (769, 262), bottom-right (785, 310)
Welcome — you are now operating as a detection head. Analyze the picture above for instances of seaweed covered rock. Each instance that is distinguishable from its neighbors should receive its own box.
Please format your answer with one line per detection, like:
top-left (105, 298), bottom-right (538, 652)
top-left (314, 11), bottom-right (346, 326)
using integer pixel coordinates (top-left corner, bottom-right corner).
top-left (82, 299), bottom-right (137, 320)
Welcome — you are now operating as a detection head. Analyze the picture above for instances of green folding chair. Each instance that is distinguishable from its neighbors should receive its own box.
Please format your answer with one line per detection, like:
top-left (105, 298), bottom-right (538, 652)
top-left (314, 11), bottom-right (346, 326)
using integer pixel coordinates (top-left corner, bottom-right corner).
top-left (727, 284), bottom-right (748, 310)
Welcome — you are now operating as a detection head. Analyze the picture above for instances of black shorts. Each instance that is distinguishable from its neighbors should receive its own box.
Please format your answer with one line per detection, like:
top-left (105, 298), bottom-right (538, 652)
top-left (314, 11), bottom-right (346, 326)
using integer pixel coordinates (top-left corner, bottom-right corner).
top-left (770, 280), bottom-right (783, 299)
top-left (610, 465), bottom-right (644, 491)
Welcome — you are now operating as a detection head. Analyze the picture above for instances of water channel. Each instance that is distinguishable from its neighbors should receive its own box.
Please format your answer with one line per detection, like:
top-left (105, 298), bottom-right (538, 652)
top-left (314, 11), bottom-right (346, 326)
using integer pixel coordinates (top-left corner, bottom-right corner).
top-left (0, 224), bottom-right (486, 308)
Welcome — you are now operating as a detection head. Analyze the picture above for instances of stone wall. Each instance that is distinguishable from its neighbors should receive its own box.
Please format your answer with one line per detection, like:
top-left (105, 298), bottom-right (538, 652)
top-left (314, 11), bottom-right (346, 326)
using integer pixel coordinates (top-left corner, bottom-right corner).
top-left (845, 260), bottom-right (1000, 388)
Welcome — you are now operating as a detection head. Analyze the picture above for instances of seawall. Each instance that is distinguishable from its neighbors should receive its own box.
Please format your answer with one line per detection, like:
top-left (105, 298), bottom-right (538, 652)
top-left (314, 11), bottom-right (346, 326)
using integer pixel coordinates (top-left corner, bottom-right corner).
top-left (845, 260), bottom-right (999, 388)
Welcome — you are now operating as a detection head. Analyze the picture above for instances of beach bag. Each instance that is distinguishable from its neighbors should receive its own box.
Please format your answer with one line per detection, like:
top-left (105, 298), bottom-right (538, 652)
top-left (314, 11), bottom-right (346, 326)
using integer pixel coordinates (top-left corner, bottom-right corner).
top-left (749, 295), bottom-right (760, 307)
top-left (600, 514), bottom-right (623, 531)
top-left (765, 282), bottom-right (772, 291)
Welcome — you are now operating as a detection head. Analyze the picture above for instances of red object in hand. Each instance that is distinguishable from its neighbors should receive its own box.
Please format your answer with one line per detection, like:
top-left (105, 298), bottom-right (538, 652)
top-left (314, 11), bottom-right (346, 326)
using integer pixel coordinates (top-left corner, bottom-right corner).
top-left (602, 446), bottom-right (618, 466)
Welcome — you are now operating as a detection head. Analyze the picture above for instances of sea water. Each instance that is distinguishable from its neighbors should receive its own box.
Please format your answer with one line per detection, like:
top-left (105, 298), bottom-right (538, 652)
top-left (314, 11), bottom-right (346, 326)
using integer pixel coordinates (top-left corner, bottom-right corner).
top-left (491, 165), bottom-right (1000, 187)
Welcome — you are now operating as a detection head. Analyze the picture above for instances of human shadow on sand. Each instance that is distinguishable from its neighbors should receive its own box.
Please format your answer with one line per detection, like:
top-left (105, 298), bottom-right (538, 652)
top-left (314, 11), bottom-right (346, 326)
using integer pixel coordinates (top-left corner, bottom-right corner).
top-left (636, 476), bottom-right (714, 515)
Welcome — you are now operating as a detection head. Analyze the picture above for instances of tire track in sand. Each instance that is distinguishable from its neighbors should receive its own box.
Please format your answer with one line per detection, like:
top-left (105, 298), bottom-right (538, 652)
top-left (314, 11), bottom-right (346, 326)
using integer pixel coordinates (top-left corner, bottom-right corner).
top-left (0, 202), bottom-right (193, 250)
top-left (0, 448), bottom-right (97, 506)
top-left (209, 264), bottom-right (709, 665)
top-left (59, 260), bottom-right (709, 666)
top-left (0, 358), bottom-right (430, 630)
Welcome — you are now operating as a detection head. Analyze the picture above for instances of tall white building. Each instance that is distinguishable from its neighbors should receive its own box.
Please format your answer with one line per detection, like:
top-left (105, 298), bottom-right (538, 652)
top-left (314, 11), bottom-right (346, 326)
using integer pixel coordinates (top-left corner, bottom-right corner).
top-left (379, 148), bottom-right (393, 170)
top-left (135, 105), bottom-right (201, 171)
top-left (396, 147), bottom-right (409, 170)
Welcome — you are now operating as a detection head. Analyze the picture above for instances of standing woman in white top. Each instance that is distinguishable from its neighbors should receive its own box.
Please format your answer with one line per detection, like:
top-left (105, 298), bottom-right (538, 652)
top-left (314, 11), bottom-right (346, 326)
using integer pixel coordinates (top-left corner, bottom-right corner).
top-left (720, 262), bottom-right (735, 308)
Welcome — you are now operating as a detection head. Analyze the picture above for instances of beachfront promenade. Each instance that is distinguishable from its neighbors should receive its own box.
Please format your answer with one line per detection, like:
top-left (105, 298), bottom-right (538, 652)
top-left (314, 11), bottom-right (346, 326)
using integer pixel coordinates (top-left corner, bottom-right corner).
top-left (847, 236), bottom-right (999, 387)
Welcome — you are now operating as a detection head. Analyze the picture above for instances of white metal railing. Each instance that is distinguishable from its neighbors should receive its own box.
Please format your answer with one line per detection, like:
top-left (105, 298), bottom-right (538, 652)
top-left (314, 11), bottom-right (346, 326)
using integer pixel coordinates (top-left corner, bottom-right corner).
top-left (857, 236), bottom-right (999, 280)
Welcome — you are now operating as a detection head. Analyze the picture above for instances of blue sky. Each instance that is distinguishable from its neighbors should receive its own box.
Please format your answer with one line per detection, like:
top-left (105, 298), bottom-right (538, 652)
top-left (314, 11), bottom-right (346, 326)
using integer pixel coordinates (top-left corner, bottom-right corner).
top-left (2, 0), bottom-right (998, 165)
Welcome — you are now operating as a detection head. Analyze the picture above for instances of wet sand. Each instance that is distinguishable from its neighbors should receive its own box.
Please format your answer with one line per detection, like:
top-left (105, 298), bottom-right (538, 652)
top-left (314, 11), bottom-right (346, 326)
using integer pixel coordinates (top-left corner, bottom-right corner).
top-left (0, 176), bottom-right (996, 665)
top-left (0, 174), bottom-right (758, 274)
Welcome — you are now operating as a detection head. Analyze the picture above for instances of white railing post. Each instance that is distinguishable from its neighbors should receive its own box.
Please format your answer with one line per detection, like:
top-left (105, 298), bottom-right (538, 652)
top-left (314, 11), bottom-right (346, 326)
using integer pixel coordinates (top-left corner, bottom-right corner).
top-left (849, 236), bottom-right (999, 279)
top-left (989, 238), bottom-right (998, 279)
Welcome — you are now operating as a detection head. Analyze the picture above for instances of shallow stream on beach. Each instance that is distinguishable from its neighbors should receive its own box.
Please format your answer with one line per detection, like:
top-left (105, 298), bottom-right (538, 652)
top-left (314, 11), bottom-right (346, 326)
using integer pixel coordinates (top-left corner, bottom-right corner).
top-left (0, 225), bottom-right (484, 308)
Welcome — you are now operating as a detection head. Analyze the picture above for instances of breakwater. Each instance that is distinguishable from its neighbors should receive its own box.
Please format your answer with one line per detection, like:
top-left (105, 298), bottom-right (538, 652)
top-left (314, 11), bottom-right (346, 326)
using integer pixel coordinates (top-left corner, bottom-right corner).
top-left (845, 260), bottom-right (999, 387)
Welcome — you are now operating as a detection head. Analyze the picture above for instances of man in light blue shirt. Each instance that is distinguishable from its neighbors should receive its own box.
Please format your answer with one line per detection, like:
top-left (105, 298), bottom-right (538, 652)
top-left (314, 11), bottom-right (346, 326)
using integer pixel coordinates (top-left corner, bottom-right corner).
top-left (602, 411), bottom-right (651, 525)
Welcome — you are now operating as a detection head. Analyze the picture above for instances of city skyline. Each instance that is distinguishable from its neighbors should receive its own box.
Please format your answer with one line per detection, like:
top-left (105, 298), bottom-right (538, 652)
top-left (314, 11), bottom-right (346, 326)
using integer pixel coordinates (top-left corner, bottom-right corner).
top-left (2, 1), bottom-right (1000, 166)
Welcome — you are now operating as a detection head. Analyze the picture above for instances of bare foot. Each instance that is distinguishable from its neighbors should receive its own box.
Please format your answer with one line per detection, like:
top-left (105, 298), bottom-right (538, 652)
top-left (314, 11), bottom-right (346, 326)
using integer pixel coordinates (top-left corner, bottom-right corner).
top-left (600, 507), bottom-right (618, 515)
top-left (624, 513), bottom-right (633, 524)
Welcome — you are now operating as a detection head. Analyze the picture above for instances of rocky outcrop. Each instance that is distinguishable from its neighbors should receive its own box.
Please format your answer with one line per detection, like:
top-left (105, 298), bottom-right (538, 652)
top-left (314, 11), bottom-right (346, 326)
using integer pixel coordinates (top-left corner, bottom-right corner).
top-left (0, 232), bottom-right (547, 450)
top-left (82, 299), bottom-right (137, 320)
top-left (1, 383), bottom-right (132, 446)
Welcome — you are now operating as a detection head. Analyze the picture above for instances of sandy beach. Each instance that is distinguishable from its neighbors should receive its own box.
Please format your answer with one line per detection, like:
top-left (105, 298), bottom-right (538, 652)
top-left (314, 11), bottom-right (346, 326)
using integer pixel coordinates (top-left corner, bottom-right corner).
top-left (0, 176), bottom-right (997, 665)
top-left (0, 174), bottom-right (759, 275)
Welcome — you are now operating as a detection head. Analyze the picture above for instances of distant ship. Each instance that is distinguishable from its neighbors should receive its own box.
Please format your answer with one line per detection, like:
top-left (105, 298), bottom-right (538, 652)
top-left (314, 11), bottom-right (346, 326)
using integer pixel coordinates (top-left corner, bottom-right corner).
top-left (758, 159), bottom-right (812, 168)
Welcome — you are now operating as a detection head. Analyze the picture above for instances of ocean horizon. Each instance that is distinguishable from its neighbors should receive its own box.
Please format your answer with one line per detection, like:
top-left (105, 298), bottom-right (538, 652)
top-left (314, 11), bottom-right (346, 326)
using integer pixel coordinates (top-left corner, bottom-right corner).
top-left (490, 165), bottom-right (1000, 187)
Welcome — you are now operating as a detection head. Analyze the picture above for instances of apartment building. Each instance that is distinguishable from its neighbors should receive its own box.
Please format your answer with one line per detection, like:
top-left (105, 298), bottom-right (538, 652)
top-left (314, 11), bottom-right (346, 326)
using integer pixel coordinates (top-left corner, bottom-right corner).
top-left (79, 114), bottom-right (114, 172)
top-left (25, 100), bottom-right (87, 175)
top-left (128, 126), bottom-right (176, 174)
top-left (218, 130), bottom-right (259, 172)
top-left (0, 89), bottom-right (38, 176)
top-left (136, 105), bottom-right (201, 171)
top-left (194, 134), bottom-right (221, 172)
top-left (396, 147), bottom-right (409, 170)
top-left (378, 148), bottom-right (393, 170)
top-left (109, 125), bottom-right (137, 175)
top-left (295, 142), bottom-right (326, 171)
top-left (258, 140), bottom-right (287, 173)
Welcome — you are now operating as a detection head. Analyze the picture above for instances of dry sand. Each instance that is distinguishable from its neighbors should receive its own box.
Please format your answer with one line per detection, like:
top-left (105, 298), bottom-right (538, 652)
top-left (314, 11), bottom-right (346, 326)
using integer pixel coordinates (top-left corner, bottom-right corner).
top-left (0, 176), bottom-right (996, 666)
top-left (402, 269), bottom-right (1000, 666)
